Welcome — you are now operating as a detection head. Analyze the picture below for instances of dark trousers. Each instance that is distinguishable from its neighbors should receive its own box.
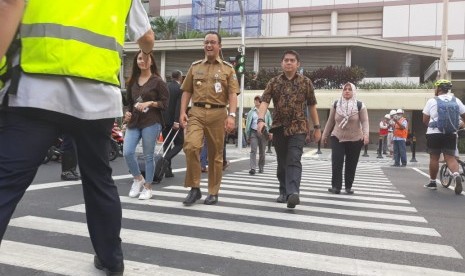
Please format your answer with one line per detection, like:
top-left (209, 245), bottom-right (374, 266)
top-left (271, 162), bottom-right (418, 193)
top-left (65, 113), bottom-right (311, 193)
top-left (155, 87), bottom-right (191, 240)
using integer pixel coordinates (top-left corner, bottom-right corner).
top-left (330, 136), bottom-right (363, 190)
top-left (162, 126), bottom-right (184, 167)
top-left (0, 108), bottom-right (123, 269)
top-left (272, 127), bottom-right (306, 196)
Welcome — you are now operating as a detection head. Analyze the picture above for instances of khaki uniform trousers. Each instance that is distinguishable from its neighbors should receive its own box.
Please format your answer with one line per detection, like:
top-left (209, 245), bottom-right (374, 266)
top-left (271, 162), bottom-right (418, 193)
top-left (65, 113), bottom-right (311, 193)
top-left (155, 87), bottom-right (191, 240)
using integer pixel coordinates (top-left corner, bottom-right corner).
top-left (183, 106), bottom-right (227, 195)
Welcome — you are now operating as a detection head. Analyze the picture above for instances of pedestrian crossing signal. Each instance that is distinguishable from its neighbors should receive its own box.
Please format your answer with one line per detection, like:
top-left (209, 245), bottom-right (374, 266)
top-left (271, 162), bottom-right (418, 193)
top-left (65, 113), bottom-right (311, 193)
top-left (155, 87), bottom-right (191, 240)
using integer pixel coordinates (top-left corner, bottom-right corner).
top-left (235, 54), bottom-right (245, 77)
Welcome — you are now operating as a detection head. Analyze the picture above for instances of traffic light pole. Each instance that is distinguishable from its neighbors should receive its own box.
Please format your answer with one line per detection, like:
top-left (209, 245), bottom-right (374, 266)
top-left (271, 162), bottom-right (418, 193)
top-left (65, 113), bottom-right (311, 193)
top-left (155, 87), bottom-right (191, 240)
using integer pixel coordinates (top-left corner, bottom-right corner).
top-left (237, 0), bottom-right (245, 149)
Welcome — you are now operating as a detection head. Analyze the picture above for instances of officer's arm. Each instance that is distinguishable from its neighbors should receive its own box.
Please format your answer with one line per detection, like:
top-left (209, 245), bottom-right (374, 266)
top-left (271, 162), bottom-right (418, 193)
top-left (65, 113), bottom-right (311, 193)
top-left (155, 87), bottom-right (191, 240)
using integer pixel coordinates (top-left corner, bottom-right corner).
top-left (137, 29), bottom-right (155, 55)
top-left (422, 114), bottom-right (430, 126)
top-left (0, 0), bottom-right (24, 58)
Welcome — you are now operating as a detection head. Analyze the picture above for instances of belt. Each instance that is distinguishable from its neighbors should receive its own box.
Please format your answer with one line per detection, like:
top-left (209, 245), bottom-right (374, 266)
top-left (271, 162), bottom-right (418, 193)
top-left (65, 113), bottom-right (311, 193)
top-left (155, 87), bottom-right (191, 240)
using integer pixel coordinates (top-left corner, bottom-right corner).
top-left (193, 102), bottom-right (226, 109)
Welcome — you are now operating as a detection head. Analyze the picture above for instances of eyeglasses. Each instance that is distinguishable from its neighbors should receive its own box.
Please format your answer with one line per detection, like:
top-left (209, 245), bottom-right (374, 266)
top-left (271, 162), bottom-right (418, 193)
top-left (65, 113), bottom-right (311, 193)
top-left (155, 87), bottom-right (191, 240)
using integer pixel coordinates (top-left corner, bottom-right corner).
top-left (283, 58), bottom-right (297, 63)
top-left (204, 40), bottom-right (218, 45)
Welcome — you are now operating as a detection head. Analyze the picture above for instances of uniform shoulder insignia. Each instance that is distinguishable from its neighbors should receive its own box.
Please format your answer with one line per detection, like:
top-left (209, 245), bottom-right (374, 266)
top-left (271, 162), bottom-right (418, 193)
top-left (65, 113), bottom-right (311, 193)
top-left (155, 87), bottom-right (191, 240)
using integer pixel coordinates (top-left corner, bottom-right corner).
top-left (222, 60), bottom-right (234, 68)
top-left (192, 59), bottom-right (202, 65)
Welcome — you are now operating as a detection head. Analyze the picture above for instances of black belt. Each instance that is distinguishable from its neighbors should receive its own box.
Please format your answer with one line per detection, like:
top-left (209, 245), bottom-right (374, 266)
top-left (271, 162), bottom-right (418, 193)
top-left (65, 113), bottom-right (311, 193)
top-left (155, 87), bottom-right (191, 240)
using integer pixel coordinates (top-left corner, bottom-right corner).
top-left (193, 102), bottom-right (226, 109)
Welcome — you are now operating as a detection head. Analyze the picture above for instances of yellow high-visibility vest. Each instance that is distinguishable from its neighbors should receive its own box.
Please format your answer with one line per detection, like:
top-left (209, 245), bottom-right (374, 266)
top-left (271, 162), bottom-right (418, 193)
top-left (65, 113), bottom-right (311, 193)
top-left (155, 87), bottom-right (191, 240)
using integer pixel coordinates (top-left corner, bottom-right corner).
top-left (0, 56), bottom-right (6, 89)
top-left (20, 0), bottom-right (132, 86)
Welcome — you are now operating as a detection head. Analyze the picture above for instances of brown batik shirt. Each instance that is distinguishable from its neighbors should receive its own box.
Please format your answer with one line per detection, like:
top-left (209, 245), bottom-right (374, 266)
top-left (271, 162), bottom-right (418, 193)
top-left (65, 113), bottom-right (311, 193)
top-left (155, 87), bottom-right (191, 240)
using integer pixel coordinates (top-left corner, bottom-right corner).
top-left (261, 73), bottom-right (317, 136)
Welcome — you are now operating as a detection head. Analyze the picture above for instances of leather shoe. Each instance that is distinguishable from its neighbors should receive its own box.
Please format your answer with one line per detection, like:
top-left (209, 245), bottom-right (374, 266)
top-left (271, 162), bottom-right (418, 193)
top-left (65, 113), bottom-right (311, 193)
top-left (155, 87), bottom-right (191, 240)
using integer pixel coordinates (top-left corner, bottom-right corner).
top-left (204, 194), bottom-right (218, 205)
top-left (276, 193), bottom-right (286, 203)
top-left (165, 167), bottom-right (174, 178)
top-left (94, 255), bottom-right (124, 276)
top-left (328, 188), bottom-right (341, 194)
top-left (259, 168), bottom-right (264, 173)
top-left (287, 193), bottom-right (300, 208)
top-left (183, 188), bottom-right (202, 206)
top-left (345, 188), bottom-right (354, 194)
top-left (249, 169), bottom-right (255, 175)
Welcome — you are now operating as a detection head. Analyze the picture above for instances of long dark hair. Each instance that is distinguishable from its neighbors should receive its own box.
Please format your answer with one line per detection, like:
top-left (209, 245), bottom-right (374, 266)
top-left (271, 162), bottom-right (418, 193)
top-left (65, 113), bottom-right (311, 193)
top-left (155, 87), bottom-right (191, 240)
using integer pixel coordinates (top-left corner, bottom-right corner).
top-left (127, 50), bottom-right (160, 88)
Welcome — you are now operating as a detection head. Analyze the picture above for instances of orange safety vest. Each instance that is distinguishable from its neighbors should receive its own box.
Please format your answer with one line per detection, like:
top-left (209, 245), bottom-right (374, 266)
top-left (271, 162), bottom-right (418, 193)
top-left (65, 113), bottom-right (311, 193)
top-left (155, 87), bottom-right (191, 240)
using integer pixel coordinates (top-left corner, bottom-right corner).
top-left (393, 117), bottom-right (408, 139)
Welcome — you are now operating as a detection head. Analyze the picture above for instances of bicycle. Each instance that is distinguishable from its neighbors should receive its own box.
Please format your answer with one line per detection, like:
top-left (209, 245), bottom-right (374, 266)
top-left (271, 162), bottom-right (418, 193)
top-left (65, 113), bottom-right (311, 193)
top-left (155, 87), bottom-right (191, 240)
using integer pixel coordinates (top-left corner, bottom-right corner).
top-left (439, 129), bottom-right (465, 188)
top-left (439, 158), bottom-right (465, 188)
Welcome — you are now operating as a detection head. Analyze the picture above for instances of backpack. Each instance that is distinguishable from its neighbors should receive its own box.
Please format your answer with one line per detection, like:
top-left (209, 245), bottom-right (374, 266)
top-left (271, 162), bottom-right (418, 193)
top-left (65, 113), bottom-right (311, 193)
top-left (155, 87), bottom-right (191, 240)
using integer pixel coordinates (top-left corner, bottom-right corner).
top-left (333, 100), bottom-right (362, 111)
top-left (429, 96), bottom-right (460, 134)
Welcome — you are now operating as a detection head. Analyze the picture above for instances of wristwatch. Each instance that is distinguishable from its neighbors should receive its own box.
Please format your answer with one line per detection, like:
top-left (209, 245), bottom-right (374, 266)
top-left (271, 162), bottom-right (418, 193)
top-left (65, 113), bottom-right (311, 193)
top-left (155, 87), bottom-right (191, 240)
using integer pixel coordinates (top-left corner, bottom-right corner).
top-left (229, 112), bottom-right (236, 118)
top-left (313, 124), bottom-right (321, 129)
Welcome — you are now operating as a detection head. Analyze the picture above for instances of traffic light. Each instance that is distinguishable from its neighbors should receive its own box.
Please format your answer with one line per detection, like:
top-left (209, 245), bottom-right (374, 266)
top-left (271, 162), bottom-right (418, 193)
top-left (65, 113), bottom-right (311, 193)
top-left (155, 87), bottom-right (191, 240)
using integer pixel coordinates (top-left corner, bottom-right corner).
top-left (235, 54), bottom-right (245, 77)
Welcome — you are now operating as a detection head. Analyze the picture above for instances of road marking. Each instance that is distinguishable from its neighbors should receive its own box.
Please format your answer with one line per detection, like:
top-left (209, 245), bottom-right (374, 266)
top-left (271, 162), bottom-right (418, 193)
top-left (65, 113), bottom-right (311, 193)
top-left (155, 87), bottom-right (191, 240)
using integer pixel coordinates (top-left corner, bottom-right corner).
top-left (0, 240), bottom-right (217, 276)
top-left (121, 191), bottom-right (436, 236)
top-left (412, 167), bottom-right (464, 195)
top-left (137, 189), bottom-right (424, 222)
top-left (195, 182), bottom-right (411, 204)
top-left (219, 178), bottom-right (404, 198)
top-left (63, 203), bottom-right (456, 257)
top-left (8, 216), bottom-right (462, 276)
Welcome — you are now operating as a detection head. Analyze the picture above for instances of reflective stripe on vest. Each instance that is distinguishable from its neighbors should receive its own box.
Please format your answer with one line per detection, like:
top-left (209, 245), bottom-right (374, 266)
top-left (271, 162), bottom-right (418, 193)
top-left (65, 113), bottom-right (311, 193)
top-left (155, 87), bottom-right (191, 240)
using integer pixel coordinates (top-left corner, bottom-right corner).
top-left (0, 56), bottom-right (6, 89)
top-left (20, 0), bottom-right (132, 86)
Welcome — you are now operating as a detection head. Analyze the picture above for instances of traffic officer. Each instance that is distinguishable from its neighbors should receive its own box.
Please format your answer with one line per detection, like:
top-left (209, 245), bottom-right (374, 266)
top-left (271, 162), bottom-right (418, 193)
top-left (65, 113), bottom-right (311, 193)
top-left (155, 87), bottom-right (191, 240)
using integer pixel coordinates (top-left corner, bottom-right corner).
top-left (180, 31), bottom-right (239, 206)
top-left (0, 1), bottom-right (154, 275)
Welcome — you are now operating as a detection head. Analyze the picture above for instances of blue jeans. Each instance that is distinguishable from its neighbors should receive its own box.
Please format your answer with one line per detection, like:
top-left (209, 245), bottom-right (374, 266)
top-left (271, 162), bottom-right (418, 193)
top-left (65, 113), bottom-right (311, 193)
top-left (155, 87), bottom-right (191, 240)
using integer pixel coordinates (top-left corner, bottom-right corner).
top-left (393, 139), bottom-right (407, 166)
top-left (123, 123), bottom-right (162, 183)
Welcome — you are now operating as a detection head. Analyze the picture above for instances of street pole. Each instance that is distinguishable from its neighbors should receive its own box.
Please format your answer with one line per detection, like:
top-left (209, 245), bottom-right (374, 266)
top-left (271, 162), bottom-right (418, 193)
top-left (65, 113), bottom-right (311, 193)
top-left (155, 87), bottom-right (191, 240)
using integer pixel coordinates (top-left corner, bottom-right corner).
top-left (439, 0), bottom-right (449, 80)
top-left (237, 0), bottom-right (245, 149)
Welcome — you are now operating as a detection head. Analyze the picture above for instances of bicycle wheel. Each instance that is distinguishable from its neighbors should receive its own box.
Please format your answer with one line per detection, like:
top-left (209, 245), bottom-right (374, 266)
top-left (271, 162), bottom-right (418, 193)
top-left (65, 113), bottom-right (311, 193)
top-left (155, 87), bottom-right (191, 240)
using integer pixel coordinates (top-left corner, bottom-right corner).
top-left (439, 163), bottom-right (452, 188)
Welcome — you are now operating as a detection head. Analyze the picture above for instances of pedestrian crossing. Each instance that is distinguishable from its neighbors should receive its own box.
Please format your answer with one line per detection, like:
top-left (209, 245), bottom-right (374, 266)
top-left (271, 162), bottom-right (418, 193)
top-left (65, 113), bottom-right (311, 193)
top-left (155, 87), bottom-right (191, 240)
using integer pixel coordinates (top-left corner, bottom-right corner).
top-left (2, 159), bottom-right (465, 275)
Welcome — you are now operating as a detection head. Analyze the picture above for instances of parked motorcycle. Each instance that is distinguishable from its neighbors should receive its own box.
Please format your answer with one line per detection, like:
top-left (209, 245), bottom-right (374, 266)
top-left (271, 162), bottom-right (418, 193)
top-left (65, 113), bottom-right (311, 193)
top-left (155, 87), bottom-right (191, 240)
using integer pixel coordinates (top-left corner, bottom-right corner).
top-left (42, 137), bottom-right (63, 164)
top-left (109, 122), bottom-right (124, 161)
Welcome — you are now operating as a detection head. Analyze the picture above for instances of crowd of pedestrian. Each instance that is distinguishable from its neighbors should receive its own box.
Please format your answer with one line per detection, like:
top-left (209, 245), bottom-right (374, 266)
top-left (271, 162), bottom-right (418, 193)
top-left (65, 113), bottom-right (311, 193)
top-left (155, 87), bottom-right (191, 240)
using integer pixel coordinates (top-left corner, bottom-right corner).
top-left (1, 3), bottom-right (463, 274)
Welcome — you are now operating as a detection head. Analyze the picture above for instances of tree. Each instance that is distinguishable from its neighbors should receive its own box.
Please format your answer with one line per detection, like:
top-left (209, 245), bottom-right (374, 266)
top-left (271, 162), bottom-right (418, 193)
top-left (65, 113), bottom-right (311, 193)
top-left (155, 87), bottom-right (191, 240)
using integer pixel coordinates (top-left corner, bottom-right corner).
top-left (151, 17), bottom-right (178, 40)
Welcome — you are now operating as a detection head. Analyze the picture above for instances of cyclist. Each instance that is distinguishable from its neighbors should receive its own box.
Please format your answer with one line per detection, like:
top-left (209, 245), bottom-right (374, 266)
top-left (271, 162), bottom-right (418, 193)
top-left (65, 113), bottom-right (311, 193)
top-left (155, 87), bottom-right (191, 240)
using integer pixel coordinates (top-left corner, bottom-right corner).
top-left (422, 79), bottom-right (465, 194)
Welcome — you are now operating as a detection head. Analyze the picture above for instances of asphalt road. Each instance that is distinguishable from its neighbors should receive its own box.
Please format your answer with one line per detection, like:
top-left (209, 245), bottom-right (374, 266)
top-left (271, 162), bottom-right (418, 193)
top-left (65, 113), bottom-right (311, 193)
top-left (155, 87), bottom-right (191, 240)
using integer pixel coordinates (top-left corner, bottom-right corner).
top-left (1, 146), bottom-right (465, 276)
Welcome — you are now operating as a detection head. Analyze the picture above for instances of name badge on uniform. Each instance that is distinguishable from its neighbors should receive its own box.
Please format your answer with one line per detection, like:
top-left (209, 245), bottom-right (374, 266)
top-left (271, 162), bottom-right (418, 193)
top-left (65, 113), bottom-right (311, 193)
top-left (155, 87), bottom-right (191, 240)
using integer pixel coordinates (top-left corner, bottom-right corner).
top-left (215, 82), bottom-right (222, 93)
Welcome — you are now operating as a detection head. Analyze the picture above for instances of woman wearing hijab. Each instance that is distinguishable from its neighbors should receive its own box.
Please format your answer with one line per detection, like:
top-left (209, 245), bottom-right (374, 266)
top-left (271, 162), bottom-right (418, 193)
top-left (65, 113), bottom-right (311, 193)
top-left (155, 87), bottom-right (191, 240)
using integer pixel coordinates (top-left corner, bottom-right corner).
top-left (322, 82), bottom-right (369, 194)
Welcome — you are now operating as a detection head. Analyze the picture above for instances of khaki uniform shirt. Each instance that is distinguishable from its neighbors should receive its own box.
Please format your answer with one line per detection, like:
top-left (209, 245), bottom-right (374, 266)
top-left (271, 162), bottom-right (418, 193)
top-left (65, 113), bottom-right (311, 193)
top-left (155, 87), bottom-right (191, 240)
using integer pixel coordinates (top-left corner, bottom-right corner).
top-left (181, 57), bottom-right (239, 105)
top-left (262, 73), bottom-right (317, 136)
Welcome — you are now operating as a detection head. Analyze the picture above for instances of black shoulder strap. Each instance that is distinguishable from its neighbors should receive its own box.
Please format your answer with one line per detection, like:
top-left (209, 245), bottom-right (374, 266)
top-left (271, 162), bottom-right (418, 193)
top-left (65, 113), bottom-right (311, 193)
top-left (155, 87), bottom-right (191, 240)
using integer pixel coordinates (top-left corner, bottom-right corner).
top-left (334, 100), bottom-right (362, 111)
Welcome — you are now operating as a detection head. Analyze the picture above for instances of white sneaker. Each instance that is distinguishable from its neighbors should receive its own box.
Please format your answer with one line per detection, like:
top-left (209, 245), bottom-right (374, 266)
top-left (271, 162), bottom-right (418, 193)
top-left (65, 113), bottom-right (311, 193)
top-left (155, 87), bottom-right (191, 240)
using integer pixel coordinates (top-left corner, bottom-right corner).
top-left (128, 178), bottom-right (144, 198)
top-left (138, 187), bottom-right (153, 200)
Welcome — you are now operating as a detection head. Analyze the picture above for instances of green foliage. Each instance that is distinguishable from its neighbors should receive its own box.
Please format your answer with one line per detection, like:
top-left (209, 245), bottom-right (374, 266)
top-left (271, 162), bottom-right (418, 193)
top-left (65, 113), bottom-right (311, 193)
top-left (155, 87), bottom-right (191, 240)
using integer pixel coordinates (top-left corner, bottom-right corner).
top-left (177, 30), bottom-right (205, 39)
top-left (151, 17), bottom-right (178, 40)
top-left (357, 81), bottom-right (435, 90)
top-left (304, 66), bottom-right (366, 89)
top-left (244, 66), bottom-right (366, 90)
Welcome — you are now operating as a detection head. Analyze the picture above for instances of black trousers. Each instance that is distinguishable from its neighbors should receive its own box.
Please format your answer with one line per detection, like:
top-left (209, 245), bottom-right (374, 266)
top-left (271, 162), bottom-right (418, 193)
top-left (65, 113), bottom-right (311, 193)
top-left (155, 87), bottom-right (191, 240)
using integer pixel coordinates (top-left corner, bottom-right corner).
top-left (272, 127), bottom-right (306, 196)
top-left (162, 126), bottom-right (184, 166)
top-left (0, 108), bottom-right (123, 269)
top-left (330, 136), bottom-right (363, 190)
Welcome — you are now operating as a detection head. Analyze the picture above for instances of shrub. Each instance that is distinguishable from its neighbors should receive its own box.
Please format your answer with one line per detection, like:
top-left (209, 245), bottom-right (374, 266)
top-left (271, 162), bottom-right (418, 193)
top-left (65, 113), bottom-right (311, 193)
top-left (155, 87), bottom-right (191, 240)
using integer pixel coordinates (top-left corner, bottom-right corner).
top-left (244, 66), bottom-right (366, 90)
top-left (358, 81), bottom-right (435, 90)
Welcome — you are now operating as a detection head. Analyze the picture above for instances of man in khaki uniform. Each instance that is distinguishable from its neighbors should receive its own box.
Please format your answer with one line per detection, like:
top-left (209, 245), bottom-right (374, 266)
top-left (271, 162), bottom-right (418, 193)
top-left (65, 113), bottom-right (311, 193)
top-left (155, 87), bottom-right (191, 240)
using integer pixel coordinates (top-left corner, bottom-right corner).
top-left (180, 31), bottom-right (239, 205)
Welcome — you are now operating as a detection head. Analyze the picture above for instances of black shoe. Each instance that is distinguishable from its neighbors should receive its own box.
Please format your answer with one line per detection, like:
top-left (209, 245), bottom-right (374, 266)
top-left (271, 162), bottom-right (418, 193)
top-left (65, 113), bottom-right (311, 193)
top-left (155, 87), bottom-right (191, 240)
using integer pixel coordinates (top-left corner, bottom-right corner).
top-left (424, 181), bottom-right (437, 190)
top-left (345, 188), bottom-right (354, 194)
top-left (259, 168), bottom-right (264, 173)
top-left (390, 164), bottom-right (400, 167)
top-left (204, 194), bottom-right (218, 205)
top-left (328, 188), bottom-right (341, 194)
top-left (401, 164), bottom-right (407, 167)
top-left (61, 171), bottom-right (80, 181)
top-left (455, 175), bottom-right (462, 195)
top-left (287, 193), bottom-right (300, 208)
top-left (183, 188), bottom-right (202, 206)
top-left (165, 167), bottom-right (174, 178)
top-left (276, 193), bottom-right (286, 203)
top-left (249, 169), bottom-right (255, 175)
top-left (94, 255), bottom-right (124, 276)
top-left (71, 170), bottom-right (81, 179)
